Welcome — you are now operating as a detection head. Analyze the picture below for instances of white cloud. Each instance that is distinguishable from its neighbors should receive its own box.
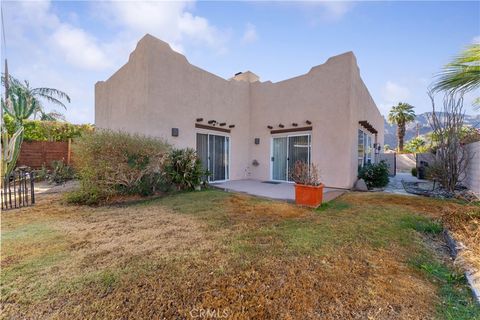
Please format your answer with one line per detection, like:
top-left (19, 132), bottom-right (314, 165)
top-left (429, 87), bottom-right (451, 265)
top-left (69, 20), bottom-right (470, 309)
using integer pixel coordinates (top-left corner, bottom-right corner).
top-left (3, 0), bottom-right (231, 124)
top-left (51, 24), bottom-right (111, 70)
top-left (319, 2), bottom-right (354, 20)
top-left (379, 81), bottom-right (411, 114)
top-left (98, 1), bottom-right (229, 54)
top-left (473, 35), bottom-right (480, 44)
top-left (241, 23), bottom-right (258, 44)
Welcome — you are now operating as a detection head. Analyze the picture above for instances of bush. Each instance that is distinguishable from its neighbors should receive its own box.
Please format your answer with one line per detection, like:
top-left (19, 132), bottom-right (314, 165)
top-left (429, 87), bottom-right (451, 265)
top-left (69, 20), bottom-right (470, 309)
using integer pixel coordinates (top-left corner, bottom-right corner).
top-left (34, 160), bottom-right (75, 184)
top-left (48, 160), bottom-right (75, 184)
top-left (164, 148), bottom-right (205, 190)
top-left (411, 167), bottom-right (418, 177)
top-left (289, 160), bottom-right (321, 186)
top-left (3, 114), bottom-right (93, 142)
top-left (69, 130), bottom-right (171, 204)
top-left (358, 161), bottom-right (389, 189)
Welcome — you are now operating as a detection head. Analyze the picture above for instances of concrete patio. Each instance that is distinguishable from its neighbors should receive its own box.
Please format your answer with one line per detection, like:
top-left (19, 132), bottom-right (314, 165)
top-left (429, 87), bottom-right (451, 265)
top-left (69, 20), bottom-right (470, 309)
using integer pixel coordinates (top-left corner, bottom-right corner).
top-left (211, 179), bottom-right (345, 202)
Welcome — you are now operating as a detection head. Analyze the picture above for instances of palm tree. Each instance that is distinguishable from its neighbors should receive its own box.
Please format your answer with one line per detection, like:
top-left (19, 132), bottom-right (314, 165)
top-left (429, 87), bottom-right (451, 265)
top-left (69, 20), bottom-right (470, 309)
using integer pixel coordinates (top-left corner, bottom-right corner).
top-left (1, 74), bottom-right (70, 120)
top-left (388, 102), bottom-right (416, 152)
top-left (431, 43), bottom-right (480, 108)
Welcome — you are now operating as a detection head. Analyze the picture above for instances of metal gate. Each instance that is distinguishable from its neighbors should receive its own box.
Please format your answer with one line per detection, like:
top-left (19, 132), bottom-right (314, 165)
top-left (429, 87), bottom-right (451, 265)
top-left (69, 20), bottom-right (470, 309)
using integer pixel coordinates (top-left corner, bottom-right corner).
top-left (1, 168), bottom-right (35, 210)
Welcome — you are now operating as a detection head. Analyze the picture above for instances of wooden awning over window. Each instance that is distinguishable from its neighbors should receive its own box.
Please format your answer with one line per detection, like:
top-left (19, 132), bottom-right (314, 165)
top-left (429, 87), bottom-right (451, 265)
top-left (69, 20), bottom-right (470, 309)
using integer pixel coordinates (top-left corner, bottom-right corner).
top-left (359, 121), bottom-right (378, 134)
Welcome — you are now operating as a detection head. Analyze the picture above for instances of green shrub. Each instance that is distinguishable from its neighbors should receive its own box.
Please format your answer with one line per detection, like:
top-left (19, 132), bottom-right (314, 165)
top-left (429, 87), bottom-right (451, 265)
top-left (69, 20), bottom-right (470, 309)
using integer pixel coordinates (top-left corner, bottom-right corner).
top-left (68, 130), bottom-right (171, 204)
top-left (65, 187), bottom-right (103, 206)
top-left (48, 160), bottom-right (75, 184)
top-left (358, 161), bottom-right (389, 189)
top-left (3, 114), bottom-right (93, 142)
top-left (411, 167), bottom-right (418, 177)
top-left (164, 148), bottom-right (205, 190)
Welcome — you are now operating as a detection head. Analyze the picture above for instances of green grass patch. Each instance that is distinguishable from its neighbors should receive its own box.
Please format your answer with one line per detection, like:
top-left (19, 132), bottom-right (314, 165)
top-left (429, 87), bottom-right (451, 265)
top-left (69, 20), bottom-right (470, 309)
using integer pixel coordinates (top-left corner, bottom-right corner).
top-left (316, 200), bottom-right (351, 212)
top-left (400, 215), bottom-right (443, 234)
top-left (409, 254), bottom-right (480, 320)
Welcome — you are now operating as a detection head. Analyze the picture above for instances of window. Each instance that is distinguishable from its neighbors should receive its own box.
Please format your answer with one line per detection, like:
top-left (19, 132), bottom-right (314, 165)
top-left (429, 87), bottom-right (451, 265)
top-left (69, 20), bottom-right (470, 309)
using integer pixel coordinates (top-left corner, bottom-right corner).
top-left (358, 129), bottom-right (373, 169)
top-left (358, 129), bottom-right (364, 168)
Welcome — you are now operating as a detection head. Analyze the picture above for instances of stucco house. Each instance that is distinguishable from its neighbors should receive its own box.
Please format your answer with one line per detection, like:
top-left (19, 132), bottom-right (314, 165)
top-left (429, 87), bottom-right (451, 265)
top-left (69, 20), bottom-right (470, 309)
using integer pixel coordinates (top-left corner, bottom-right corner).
top-left (95, 34), bottom-right (384, 189)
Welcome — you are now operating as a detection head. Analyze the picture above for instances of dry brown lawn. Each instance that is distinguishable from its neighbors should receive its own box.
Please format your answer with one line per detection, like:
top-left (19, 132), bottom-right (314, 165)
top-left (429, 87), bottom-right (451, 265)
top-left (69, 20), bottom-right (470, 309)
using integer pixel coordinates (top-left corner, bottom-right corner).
top-left (1, 190), bottom-right (478, 319)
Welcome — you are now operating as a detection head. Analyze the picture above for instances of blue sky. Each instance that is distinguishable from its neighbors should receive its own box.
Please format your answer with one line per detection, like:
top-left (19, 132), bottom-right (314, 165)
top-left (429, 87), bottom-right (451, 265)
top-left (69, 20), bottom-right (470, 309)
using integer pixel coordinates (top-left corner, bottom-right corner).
top-left (2, 1), bottom-right (479, 124)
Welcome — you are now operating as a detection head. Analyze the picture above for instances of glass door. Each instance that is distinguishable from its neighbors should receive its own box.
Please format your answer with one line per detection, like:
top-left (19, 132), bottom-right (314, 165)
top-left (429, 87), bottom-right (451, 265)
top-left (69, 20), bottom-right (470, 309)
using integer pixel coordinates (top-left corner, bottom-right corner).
top-left (271, 134), bottom-right (311, 181)
top-left (272, 137), bottom-right (288, 180)
top-left (287, 135), bottom-right (310, 181)
top-left (196, 133), bottom-right (229, 182)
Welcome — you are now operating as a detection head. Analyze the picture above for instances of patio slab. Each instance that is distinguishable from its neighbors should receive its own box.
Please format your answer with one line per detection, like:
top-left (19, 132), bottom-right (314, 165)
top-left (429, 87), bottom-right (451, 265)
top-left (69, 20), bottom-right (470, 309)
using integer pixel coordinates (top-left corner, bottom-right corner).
top-left (211, 179), bottom-right (345, 203)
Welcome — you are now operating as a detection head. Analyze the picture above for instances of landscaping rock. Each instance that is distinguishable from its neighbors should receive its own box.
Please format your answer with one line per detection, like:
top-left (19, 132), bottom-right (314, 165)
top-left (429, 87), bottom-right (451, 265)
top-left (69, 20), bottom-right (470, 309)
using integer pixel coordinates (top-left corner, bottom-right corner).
top-left (354, 179), bottom-right (368, 191)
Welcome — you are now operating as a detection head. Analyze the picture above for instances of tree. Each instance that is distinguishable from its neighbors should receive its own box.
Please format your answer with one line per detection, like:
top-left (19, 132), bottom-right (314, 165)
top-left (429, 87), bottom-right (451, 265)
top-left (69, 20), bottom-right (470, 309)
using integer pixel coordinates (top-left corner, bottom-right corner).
top-left (388, 102), bottom-right (416, 151)
top-left (431, 43), bottom-right (480, 109)
top-left (427, 91), bottom-right (470, 193)
top-left (1, 74), bottom-right (70, 120)
top-left (404, 137), bottom-right (427, 153)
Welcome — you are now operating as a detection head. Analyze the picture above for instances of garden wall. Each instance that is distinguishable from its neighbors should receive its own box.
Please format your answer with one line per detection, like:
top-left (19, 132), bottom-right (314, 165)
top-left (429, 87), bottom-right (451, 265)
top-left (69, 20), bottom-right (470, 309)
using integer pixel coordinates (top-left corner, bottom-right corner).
top-left (396, 153), bottom-right (416, 173)
top-left (465, 141), bottom-right (480, 196)
top-left (17, 140), bottom-right (71, 169)
top-left (378, 152), bottom-right (396, 176)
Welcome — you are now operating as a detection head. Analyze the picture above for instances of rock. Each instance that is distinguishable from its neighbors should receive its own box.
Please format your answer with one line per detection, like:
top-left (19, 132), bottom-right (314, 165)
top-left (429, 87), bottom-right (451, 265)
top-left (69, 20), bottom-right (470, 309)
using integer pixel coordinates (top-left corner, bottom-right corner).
top-left (354, 179), bottom-right (368, 191)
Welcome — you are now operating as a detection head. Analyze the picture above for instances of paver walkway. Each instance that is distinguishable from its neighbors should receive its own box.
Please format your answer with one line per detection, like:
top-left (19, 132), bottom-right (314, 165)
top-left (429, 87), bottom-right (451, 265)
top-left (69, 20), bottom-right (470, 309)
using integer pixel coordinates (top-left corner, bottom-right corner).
top-left (383, 172), bottom-right (421, 195)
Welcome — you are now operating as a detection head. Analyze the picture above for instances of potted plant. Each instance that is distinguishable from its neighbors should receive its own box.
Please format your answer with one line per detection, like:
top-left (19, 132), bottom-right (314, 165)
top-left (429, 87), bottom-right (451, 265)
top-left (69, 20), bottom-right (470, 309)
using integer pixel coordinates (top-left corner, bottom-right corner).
top-left (290, 160), bottom-right (324, 207)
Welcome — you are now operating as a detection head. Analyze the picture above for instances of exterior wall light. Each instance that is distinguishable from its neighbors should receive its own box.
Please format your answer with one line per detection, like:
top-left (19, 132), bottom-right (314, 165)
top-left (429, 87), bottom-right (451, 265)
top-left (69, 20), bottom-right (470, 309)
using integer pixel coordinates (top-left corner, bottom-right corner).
top-left (171, 128), bottom-right (179, 137)
top-left (267, 125), bottom-right (273, 129)
top-left (278, 124), bottom-right (285, 128)
top-left (254, 138), bottom-right (260, 145)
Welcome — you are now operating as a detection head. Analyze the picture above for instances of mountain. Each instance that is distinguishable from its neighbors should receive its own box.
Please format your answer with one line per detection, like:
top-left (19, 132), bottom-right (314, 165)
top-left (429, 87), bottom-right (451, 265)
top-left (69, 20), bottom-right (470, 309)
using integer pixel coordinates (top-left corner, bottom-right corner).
top-left (384, 112), bottom-right (480, 148)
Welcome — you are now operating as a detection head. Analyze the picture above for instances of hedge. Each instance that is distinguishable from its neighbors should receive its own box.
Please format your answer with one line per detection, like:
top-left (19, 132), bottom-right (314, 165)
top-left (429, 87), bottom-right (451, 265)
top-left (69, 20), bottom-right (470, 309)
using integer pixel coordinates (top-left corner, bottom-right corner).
top-left (3, 115), bottom-right (94, 142)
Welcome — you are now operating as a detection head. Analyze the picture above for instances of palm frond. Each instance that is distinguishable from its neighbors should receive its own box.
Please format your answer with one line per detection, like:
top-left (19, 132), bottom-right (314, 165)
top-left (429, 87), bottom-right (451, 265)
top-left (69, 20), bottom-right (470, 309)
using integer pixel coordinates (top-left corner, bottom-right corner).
top-left (33, 92), bottom-right (69, 109)
top-left (432, 44), bottom-right (480, 93)
top-left (40, 110), bottom-right (66, 121)
top-left (30, 87), bottom-right (71, 103)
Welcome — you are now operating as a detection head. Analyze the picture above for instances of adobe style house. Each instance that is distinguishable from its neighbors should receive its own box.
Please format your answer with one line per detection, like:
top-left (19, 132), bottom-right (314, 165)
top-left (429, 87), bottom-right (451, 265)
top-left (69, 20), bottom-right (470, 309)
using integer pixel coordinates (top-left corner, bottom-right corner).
top-left (96, 34), bottom-right (384, 189)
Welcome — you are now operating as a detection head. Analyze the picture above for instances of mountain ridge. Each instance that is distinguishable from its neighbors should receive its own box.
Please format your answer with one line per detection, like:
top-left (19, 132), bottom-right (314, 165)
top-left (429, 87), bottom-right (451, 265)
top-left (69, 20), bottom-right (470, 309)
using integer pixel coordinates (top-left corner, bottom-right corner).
top-left (383, 112), bottom-right (480, 147)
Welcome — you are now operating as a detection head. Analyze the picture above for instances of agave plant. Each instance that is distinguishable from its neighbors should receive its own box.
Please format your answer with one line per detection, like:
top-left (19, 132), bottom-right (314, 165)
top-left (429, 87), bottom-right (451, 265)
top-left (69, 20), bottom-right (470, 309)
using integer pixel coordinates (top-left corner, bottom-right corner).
top-left (1, 124), bottom-right (24, 179)
top-left (1, 74), bottom-right (70, 120)
top-left (1, 87), bottom-right (38, 177)
top-left (2, 86), bottom-right (38, 125)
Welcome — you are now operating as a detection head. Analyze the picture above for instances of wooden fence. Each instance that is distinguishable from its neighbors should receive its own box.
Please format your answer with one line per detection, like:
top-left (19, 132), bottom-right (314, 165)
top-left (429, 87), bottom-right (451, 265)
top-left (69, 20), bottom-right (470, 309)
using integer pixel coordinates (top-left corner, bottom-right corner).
top-left (17, 140), bottom-right (72, 169)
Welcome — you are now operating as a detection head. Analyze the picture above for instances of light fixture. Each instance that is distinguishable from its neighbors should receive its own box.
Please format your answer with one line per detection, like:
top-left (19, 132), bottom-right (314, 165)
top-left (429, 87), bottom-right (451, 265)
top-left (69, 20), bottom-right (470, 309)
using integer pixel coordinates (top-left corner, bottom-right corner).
top-left (279, 124), bottom-right (284, 128)
top-left (171, 128), bottom-right (179, 137)
top-left (254, 138), bottom-right (260, 144)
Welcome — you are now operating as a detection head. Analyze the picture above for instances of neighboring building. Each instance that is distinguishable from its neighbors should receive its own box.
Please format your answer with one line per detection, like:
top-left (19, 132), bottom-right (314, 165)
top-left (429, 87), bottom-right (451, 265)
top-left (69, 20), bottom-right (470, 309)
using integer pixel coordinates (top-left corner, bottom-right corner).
top-left (95, 34), bottom-right (384, 189)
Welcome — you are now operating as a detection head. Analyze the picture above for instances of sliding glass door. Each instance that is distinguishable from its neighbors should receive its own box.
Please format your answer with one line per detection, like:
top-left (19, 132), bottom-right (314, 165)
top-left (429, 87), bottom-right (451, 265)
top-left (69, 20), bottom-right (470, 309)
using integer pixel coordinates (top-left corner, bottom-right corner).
top-left (271, 134), bottom-right (311, 181)
top-left (272, 137), bottom-right (288, 180)
top-left (196, 133), bottom-right (230, 182)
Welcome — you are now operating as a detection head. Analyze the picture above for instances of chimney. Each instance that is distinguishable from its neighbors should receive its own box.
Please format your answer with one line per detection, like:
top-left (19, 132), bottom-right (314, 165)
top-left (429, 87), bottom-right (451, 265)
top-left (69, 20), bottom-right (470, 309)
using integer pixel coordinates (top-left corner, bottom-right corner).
top-left (230, 71), bottom-right (260, 83)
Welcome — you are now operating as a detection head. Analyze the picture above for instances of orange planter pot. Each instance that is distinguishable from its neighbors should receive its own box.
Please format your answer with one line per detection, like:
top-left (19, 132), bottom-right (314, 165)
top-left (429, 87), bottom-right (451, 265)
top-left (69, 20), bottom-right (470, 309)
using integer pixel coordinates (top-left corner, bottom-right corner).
top-left (294, 183), bottom-right (324, 207)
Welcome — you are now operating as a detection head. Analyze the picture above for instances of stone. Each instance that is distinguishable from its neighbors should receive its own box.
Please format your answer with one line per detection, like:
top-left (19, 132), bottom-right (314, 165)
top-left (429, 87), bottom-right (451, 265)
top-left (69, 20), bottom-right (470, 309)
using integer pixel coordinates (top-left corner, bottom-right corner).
top-left (354, 179), bottom-right (369, 191)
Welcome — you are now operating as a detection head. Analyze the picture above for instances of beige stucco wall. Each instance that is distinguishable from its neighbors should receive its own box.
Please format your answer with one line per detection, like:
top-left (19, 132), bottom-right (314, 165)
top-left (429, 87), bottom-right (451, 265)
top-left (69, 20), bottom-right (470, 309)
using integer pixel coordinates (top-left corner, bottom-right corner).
top-left (465, 141), bottom-right (480, 196)
top-left (95, 34), bottom-right (384, 188)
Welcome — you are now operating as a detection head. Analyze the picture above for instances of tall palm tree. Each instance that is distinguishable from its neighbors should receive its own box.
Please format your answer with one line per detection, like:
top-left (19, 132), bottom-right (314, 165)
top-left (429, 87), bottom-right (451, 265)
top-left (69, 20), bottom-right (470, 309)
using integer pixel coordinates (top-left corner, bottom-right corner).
top-left (388, 102), bottom-right (416, 152)
top-left (432, 43), bottom-right (480, 108)
top-left (1, 74), bottom-right (70, 120)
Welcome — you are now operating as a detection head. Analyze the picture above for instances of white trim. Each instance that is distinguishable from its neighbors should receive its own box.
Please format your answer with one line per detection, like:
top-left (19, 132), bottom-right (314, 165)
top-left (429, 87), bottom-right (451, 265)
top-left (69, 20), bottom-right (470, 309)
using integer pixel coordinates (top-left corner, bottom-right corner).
top-left (270, 133), bottom-right (312, 182)
top-left (196, 131), bottom-right (231, 182)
